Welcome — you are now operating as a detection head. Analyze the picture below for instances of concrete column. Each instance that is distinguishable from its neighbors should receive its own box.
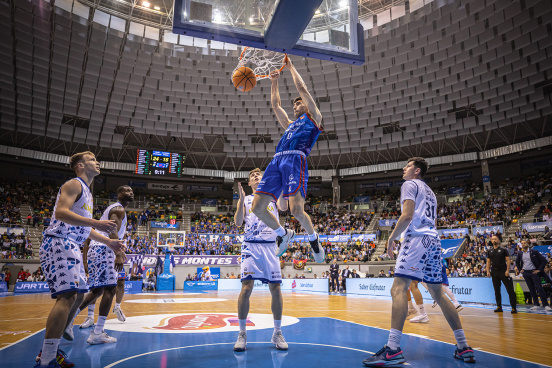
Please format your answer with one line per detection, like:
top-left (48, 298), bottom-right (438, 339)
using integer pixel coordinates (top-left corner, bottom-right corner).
top-left (332, 177), bottom-right (340, 207)
top-left (232, 179), bottom-right (240, 209)
top-left (481, 160), bottom-right (491, 195)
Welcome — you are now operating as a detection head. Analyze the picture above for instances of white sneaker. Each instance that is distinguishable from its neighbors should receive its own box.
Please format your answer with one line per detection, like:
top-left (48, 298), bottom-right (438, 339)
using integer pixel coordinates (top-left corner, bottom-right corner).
top-left (271, 331), bottom-right (288, 350)
top-left (310, 235), bottom-right (325, 264)
top-left (409, 314), bottom-right (429, 323)
top-left (87, 331), bottom-right (117, 344)
top-left (233, 331), bottom-right (247, 352)
top-left (455, 304), bottom-right (463, 312)
top-left (62, 322), bottom-right (74, 341)
top-left (80, 317), bottom-right (95, 329)
top-left (529, 305), bottom-right (542, 311)
top-left (113, 306), bottom-right (126, 322)
top-left (407, 307), bottom-right (418, 317)
top-left (544, 306), bottom-right (552, 312)
top-left (276, 229), bottom-right (295, 257)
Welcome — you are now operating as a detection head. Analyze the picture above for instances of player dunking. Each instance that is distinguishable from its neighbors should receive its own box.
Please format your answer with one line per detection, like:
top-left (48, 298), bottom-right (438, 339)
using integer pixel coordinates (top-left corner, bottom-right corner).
top-left (35, 152), bottom-right (124, 368)
top-left (68, 186), bottom-right (133, 345)
top-left (252, 56), bottom-right (325, 263)
top-left (363, 158), bottom-right (475, 367)
top-left (234, 168), bottom-right (288, 352)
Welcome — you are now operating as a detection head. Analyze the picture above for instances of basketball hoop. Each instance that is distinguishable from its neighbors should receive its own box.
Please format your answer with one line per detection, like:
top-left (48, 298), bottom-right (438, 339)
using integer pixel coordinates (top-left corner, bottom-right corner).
top-left (233, 47), bottom-right (287, 81)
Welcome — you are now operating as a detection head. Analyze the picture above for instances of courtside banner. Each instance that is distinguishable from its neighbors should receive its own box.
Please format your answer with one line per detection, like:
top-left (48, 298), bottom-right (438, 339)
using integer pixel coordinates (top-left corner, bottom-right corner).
top-left (438, 228), bottom-right (469, 237)
top-left (441, 239), bottom-right (464, 258)
top-left (533, 245), bottom-right (552, 257)
top-left (218, 279), bottom-right (328, 292)
top-left (184, 281), bottom-right (217, 291)
top-left (521, 221), bottom-right (552, 233)
top-left (347, 278), bottom-right (514, 305)
top-left (14, 282), bottom-right (49, 293)
top-left (125, 255), bottom-right (240, 266)
top-left (0, 281), bottom-right (8, 292)
top-left (124, 281), bottom-right (143, 293)
top-left (379, 219), bottom-right (398, 227)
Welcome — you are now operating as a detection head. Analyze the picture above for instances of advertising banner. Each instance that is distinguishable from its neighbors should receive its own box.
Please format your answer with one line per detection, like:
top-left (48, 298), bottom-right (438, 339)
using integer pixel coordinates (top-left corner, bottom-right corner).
top-left (217, 279), bottom-right (329, 292)
top-left (292, 234), bottom-right (377, 243)
top-left (124, 281), bottom-right (143, 293)
top-left (128, 180), bottom-right (147, 188)
top-left (307, 186), bottom-right (321, 192)
top-left (453, 172), bottom-right (473, 180)
top-left (20, 168), bottom-right (64, 180)
top-left (521, 221), bottom-right (552, 233)
top-left (347, 277), bottom-right (514, 305)
top-left (379, 219), bottom-right (398, 227)
top-left (376, 181), bottom-right (393, 188)
top-left (201, 199), bottom-right (218, 205)
top-left (446, 187), bottom-right (465, 195)
top-left (148, 183), bottom-right (183, 191)
top-left (14, 282), bottom-right (50, 294)
top-left (183, 281), bottom-right (217, 291)
top-left (0, 281), bottom-right (8, 292)
top-left (0, 227), bottom-right (25, 236)
top-left (533, 245), bottom-right (552, 257)
top-left (472, 225), bottom-right (504, 235)
top-left (433, 175), bottom-right (452, 182)
top-left (440, 239), bottom-right (464, 258)
top-left (354, 196), bottom-right (371, 203)
top-left (150, 221), bottom-right (179, 229)
top-left (197, 267), bottom-right (221, 280)
top-left (395, 180), bottom-right (405, 187)
top-left (437, 228), bottom-right (469, 237)
top-left (186, 185), bottom-right (218, 192)
top-left (125, 255), bottom-right (241, 266)
top-left (358, 183), bottom-right (374, 189)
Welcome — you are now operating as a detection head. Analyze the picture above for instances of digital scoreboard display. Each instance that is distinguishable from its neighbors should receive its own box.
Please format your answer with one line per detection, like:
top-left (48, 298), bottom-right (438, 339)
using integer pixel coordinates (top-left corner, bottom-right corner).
top-left (135, 150), bottom-right (184, 177)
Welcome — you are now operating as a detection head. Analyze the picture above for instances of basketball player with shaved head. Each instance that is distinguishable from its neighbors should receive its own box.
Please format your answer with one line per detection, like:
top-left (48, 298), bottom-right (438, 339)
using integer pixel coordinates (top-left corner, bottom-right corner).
top-left (363, 157), bottom-right (475, 367)
top-left (251, 56), bottom-right (325, 264)
top-left (234, 168), bottom-right (288, 352)
top-left (35, 151), bottom-right (125, 368)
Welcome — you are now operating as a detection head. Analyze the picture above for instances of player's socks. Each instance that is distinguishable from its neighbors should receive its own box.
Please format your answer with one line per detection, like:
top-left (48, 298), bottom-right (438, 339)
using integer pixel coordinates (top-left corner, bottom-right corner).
top-left (275, 227), bottom-right (286, 237)
top-left (453, 329), bottom-right (468, 349)
top-left (274, 319), bottom-right (282, 333)
top-left (239, 319), bottom-right (247, 333)
top-left (387, 329), bottom-right (402, 350)
top-left (443, 286), bottom-right (459, 305)
top-left (87, 305), bottom-right (94, 319)
top-left (114, 302), bottom-right (121, 310)
top-left (40, 338), bottom-right (60, 365)
top-left (94, 316), bottom-right (107, 334)
top-left (308, 232), bottom-right (317, 241)
top-left (417, 304), bottom-right (426, 315)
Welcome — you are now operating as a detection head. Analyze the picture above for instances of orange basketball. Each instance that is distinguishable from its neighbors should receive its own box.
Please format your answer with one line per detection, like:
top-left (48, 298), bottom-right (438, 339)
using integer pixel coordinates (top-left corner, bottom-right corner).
top-left (232, 66), bottom-right (257, 92)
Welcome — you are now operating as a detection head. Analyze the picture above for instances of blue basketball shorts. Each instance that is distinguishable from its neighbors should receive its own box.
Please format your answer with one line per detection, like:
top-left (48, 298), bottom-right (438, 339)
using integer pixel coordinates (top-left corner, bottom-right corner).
top-left (40, 235), bottom-right (88, 298)
top-left (394, 235), bottom-right (443, 284)
top-left (256, 153), bottom-right (308, 200)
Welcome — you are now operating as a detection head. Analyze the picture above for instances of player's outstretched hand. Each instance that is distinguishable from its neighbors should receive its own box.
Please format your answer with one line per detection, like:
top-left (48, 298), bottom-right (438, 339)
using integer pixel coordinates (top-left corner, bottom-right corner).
top-left (269, 70), bottom-right (280, 81)
top-left (95, 219), bottom-right (118, 233)
top-left (107, 239), bottom-right (126, 253)
top-left (238, 182), bottom-right (246, 201)
top-left (115, 252), bottom-right (125, 272)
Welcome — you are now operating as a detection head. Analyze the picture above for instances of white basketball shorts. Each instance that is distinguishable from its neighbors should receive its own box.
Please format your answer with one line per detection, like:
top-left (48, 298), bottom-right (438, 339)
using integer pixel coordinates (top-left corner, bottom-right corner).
top-left (394, 235), bottom-right (443, 284)
top-left (240, 242), bottom-right (282, 284)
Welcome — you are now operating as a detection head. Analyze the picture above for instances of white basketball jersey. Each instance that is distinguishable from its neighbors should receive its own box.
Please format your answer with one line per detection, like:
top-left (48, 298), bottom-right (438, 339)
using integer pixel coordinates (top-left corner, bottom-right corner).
top-left (400, 179), bottom-right (438, 238)
top-left (243, 195), bottom-right (278, 244)
top-left (43, 177), bottom-right (93, 244)
top-left (90, 202), bottom-right (127, 247)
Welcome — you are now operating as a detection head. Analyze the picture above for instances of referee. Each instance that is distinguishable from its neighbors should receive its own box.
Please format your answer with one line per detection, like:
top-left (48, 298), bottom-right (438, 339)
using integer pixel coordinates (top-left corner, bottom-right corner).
top-left (486, 235), bottom-right (517, 313)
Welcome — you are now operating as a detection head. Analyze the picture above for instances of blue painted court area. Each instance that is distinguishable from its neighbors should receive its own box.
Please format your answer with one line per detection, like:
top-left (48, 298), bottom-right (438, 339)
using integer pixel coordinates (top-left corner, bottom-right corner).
top-left (0, 316), bottom-right (548, 368)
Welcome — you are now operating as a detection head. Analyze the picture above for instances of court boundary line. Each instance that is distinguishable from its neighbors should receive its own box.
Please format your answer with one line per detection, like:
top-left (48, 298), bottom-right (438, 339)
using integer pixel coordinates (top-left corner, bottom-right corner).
top-left (103, 342), bottom-right (375, 367)
top-left (324, 317), bottom-right (552, 368)
top-left (0, 328), bottom-right (45, 351)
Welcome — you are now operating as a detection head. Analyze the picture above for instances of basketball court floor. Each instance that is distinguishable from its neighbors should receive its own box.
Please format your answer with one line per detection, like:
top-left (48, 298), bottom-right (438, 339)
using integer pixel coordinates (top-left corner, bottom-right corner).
top-left (0, 290), bottom-right (550, 367)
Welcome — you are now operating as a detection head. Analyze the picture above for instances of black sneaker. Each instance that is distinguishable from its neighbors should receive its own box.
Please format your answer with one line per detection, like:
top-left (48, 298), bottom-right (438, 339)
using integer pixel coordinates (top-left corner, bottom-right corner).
top-left (454, 345), bottom-right (476, 363)
top-left (276, 229), bottom-right (295, 257)
top-left (309, 235), bottom-right (325, 264)
top-left (511, 309), bottom-right (517, 314)
top-left (362, 345), bottom-right (405, 367)
top-left (494, 307), bottom-right (503, 313)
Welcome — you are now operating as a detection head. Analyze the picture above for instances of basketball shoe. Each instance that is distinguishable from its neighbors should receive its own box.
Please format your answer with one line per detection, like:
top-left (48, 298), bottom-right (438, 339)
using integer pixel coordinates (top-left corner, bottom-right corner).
top-left (309, 235), bottom-right (326, 264)
top-left (409, 313), bottom-right (429, 323)
top-left (271, 331), bottom-right (288, 350)
top-left (454, 345), bottom-right (476, 363)
top-left (276, 229), bottom-right (295, 257)
top-left (87, 331), bottom-right (117, 344)
top-left (62, 323), bottom-right (74, 341)
top-left (363, 345), bottom-right (405, 367)
top-left (35, 349), bottom-right (75, 368)
top-left (113, 306), bottom-right (126, 322)
top-left (80, 317), bottom-right (95, 329)
top-left (34, 358), bottom-right (61, 368)
top-left (233, 331), bottom-right (247, 352)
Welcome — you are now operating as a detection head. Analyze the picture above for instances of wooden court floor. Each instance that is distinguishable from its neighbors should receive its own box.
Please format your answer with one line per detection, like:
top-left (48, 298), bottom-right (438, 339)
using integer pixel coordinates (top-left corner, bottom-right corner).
top-left (1, 290), bottom-right (551, 367)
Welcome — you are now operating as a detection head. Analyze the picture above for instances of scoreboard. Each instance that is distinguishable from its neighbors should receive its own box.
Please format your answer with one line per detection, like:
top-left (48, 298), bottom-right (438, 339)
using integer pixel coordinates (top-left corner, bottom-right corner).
top-left (135, 150), bottom-right (184, 177)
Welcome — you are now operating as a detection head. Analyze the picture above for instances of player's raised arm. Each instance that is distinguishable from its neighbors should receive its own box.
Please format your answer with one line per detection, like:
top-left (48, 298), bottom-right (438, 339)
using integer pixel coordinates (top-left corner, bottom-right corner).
top-left (270, 70), bottom-right (293, 129)
top-left (234, 182), bottom-right (246, 227)
top-left (284, 56), bottom-right (322, 126)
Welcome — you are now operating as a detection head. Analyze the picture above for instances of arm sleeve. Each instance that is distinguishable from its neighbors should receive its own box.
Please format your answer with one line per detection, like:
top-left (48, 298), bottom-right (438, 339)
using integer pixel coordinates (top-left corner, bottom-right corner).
top-left (400, 181), bottom-right (419, 205)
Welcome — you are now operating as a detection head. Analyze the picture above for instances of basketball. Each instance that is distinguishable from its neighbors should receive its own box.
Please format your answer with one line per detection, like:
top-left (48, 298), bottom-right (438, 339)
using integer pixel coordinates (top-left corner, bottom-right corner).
top-left (232, 66), bottom-right (257, 92)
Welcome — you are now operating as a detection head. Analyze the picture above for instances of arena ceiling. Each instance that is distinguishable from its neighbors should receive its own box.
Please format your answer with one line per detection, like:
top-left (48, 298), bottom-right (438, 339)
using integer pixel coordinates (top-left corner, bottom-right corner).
top-left (0, 0), bottom-right (551, 171)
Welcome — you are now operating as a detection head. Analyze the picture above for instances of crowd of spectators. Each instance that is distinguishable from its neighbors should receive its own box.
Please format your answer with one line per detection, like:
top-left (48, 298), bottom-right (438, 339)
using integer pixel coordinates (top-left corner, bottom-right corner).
top-left (124, 232), bottom-right (241, 256)
top-left (1, 232), bottom-right (33, 259)
top-left (282, 208), bottom-right (372, 235)
top-left (279, 238), bottom-right (377, 263)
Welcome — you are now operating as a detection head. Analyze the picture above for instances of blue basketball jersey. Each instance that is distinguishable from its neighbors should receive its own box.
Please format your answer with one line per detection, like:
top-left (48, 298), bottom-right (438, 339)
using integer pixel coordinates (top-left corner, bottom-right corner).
top-left (275, 113), bottom-right (322, 157)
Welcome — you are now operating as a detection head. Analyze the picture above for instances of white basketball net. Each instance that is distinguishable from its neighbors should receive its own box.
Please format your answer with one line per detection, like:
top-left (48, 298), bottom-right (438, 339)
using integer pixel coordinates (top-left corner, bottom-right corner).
top-left (233, 47), bottom-right (287, 81)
